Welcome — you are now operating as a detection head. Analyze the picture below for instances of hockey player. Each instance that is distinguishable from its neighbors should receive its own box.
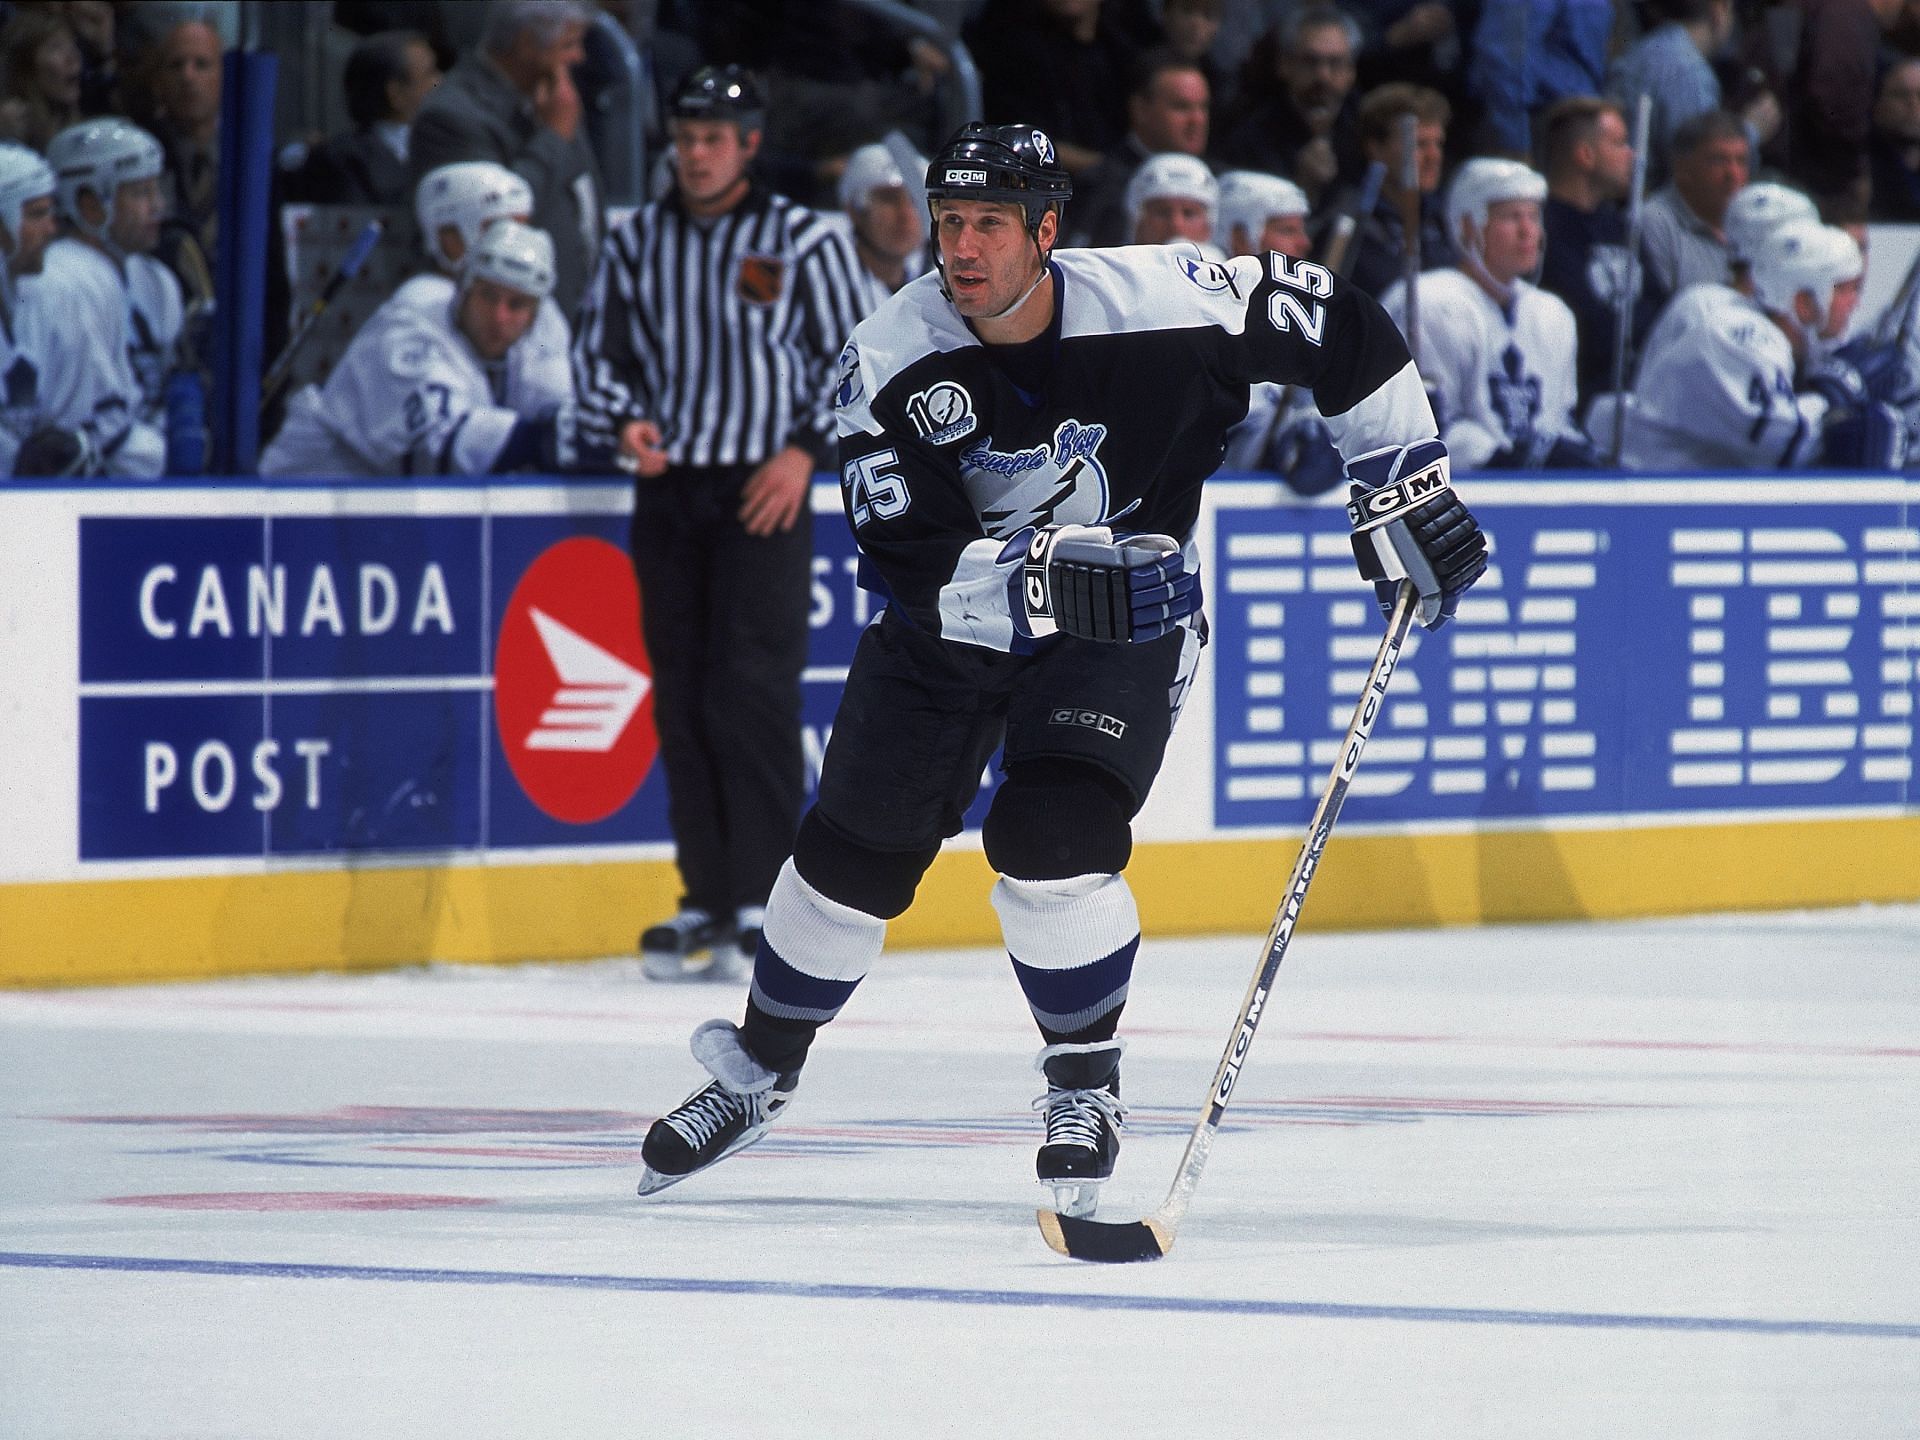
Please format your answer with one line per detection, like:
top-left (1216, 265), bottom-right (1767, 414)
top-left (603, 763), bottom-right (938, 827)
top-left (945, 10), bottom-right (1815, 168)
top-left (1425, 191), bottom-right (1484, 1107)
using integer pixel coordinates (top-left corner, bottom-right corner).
top-left (1124, 151), bottom-right (1220, 252)
top-left (634, 122), bottom-right (1486, 1217)
top-left (24, 118), bottom-right (180, 477)
top-left (398, 160), bottom-right (571, 410)
top-left (1215, 171), bottom-right (1343, 493)
top-left (1380, 158), bottom-right (1595, 470)
top-left (1617, 219), bottom-right (1901, 471)
top-left (260, 221), bottom-right (578, 477)
top-left (0, 142), bottom-right (72, 476)
top-left (832, 142), bottom-right (931, 310)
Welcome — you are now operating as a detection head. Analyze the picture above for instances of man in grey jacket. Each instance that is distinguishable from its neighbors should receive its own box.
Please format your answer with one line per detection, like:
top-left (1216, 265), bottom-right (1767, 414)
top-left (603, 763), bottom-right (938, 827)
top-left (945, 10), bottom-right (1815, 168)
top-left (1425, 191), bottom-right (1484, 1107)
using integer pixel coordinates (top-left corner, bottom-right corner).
top-left (409, 0), bottom-right (602, 315)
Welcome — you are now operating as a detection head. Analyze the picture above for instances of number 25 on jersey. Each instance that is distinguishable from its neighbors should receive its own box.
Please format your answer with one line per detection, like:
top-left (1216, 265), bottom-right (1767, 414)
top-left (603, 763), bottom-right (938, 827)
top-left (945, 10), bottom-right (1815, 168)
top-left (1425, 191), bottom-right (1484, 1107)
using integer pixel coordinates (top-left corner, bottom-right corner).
top-left (843, 448), bottom-right (911, 529)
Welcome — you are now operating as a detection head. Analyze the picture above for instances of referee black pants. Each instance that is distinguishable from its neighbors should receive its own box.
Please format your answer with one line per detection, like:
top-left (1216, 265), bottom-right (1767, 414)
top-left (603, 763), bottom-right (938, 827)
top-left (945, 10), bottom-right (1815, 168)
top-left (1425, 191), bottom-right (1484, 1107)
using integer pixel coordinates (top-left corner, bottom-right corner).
top-left (629, 463), bottom-right (812, 920)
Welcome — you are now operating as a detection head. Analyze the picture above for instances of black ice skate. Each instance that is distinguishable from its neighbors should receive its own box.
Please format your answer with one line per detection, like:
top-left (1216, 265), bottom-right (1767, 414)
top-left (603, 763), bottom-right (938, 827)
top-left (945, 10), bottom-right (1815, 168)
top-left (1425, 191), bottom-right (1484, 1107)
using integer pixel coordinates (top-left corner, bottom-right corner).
top-left (640, 908), bottom-right (728, 981)
top-left (1033, 1039), bottom-right (1126, 1219)
top-left (637, 1019), bottom-right (798, 1196)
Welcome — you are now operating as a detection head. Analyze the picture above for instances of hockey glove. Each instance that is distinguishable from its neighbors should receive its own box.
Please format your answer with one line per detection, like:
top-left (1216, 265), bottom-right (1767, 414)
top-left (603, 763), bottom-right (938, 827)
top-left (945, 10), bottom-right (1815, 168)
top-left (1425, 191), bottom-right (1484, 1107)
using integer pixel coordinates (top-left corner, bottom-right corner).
top-left (12, 423), bottom-right (99, 478)
top-left (1005, 524), bottom-right (1200, 644)
top-left (1345, 438), bottom-right (1487, 630)
top-left (1819, 399), bottom-right (1906, 470)
top-left (1815, 339), bottom-right (1915, 407)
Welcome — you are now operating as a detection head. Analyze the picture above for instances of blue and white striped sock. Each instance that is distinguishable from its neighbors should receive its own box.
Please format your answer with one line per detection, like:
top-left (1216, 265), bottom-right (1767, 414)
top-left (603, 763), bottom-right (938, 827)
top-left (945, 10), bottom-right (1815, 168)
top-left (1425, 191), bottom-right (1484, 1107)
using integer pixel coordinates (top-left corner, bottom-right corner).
top-left (744, 858), bottom-right (885, 1055)
top-left (992, 873), bottom-right (1140, 1041)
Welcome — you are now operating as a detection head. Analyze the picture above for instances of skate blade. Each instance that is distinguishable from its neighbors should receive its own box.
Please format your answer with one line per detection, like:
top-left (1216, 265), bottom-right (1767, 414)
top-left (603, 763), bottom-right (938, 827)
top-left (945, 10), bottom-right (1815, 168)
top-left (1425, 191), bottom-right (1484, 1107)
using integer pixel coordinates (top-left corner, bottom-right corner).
top-left (641, 949), bottom-right (713, 982)
top-left (635, 1165), bottom-right (691, 1197)
top-left (1044, 1180), bottom-right (1104, 1219)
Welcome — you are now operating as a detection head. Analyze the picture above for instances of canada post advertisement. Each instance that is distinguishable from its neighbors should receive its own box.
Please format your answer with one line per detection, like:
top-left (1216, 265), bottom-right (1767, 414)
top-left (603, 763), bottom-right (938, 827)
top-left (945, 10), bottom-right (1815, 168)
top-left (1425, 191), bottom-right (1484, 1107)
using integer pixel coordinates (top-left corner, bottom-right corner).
top-left (0, 476), bottom-right (1913, 890)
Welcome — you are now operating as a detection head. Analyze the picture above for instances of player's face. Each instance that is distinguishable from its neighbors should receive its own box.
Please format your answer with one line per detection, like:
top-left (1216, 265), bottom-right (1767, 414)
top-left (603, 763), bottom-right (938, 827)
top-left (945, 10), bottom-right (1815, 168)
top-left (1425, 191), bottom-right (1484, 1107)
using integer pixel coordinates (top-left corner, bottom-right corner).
top-left (1259, 212), bottom-right (1311, 259)
top-left (109, 176), bottom-right (165, 254)
top-left (1135, 196), bottom-right (1212, 245)
top-left (855, 184), bottom-right (924, 262)
top-left (1824, 275), bottom-right (1864, 340)
top-left (1477, 198), bottom-right (1542, 284)
top-left (5, 194), bottom-right (59, 276)
top-left (935, 199), bottom-right (1054, 317)
top-left (1131, 69), bottom-right (1209, 157)
top-left (1590, 111), bottom-right (1634, 200)
top-left (459, 276), bottom-right (540, 359)
top-left (671, 120), bottom-right (758, 210)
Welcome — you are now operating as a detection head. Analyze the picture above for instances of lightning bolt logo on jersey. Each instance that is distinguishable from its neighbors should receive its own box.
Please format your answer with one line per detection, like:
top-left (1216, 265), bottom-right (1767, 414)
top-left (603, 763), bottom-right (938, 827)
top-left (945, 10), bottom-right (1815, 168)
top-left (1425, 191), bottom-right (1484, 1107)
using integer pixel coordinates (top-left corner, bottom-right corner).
top-left (963, 418), bottom-right (1111, 537)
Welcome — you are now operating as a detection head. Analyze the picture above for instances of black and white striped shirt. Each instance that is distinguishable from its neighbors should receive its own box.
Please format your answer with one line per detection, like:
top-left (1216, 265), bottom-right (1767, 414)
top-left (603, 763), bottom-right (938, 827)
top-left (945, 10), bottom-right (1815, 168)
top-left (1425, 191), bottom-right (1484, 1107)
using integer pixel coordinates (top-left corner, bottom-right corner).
top-left (573, 183), bottom-right (870, 470)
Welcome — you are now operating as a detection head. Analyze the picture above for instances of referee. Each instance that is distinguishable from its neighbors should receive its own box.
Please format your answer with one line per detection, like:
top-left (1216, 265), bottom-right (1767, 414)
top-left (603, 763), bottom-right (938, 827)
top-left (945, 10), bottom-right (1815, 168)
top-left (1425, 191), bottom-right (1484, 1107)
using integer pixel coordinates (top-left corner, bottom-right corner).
top-left (574, 66), bottom-right (868, 982)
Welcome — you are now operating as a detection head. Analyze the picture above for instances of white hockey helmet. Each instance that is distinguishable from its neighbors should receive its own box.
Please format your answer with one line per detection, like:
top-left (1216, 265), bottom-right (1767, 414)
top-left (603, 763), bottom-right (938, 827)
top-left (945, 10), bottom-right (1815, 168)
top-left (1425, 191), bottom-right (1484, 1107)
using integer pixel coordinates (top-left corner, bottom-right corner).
top-left (1124, 152), bottom-right (1218, 229)
top-left (1216, 170), bottom-right (1308, 252)
top-left (1749, 218), bottom-right (1862, 328)
top-left (461, 219), bottom-right (556, 301)
top-left (45, 118), bottom-right (163, 239)
top-left (1723, 181), bottom-right (1818, 267)
top-left (0, 141), bottom-right (55, 246)
top-left (1445, 157), bottom-right (1546, 257)
top-left (415, 160), bottom-right (534, 270)
top-left (838, 142), bottom-right (908, 213)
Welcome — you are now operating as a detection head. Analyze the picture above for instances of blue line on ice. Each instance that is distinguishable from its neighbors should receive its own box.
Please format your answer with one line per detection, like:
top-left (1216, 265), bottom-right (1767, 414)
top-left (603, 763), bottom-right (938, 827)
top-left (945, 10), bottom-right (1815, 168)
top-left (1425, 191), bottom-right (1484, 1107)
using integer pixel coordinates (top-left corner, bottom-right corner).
top-left (4, 1251), bottom-right (1917, 1339)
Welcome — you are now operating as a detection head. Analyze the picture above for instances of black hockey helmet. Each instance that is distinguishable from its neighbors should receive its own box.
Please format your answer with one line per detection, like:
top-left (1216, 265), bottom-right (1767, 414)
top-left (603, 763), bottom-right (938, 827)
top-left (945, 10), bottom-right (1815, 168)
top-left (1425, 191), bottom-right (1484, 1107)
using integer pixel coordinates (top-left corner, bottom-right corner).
top-left (670, 65), bottom-right (766, 131)
top-left (924, 122), bottom-right (1072, 230)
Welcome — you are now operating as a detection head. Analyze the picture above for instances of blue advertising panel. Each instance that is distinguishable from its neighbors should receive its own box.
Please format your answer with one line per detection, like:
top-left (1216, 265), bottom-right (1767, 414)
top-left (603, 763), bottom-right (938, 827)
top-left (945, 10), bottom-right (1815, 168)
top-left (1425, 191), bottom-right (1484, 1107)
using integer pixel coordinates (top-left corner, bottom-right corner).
top-left (1211, 496), bottom-right (1916, 828)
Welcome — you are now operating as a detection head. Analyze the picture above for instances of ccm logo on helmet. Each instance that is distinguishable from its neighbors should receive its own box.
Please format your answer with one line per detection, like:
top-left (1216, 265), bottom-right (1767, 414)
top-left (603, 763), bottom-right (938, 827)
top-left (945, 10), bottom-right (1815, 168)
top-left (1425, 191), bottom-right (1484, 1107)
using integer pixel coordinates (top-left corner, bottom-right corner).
top-left (945, 167), bottom-right (988, 185)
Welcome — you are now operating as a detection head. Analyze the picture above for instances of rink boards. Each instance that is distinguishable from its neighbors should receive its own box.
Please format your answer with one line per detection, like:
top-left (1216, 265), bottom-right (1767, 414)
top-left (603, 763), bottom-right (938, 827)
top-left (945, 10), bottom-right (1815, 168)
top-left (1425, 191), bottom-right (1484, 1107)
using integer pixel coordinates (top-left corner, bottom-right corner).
top-left (0, 474), bottom-right (1914, 986)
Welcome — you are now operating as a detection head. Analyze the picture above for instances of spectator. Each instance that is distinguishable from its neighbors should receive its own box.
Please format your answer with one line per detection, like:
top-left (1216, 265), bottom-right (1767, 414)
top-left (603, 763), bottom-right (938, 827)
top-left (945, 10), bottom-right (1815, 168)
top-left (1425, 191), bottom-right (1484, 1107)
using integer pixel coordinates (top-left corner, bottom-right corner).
top-left (409, 0), bottom-right (603, 316)
top-left (1159, 0), bottom-right (1227, 107)
top-left (1336, 81), bottom-right (1454, 299)
top-left (1215, 5), bottom-right (1362, 210)
top-left (572, 67), bottom-right (867, 984)
top-left (1468, 0), bottom-right (1612, 157)
top-left (968, 0), bottom-right (1140, 175)
top-left (261, 221), bottom-right (577, 477)
top-left (0, 141), bottom-right (65, 477)
top-left (22, 119), bottom-right (176, 477)
top-left (293, 30), bottom-right (442, 207)
top-left (1381, 158), bottom-right (1592, 469)
top-left (1608, 0), bottom-right (1779, 186)
top-left (145, 14), bottom-right (222, 306)
top-left (1613, 219), bottom-right (1898, 470)
top-left (1123, 151), bottom-right (1218, 249)
top-left (1640, 107), bottom-right (1748, 296)
top-left (0, 10), bottom-right (84, 151)
top-left (1071, 49), bottom-right (1210, 248)
top-left (833, 142), bottom-right (929, 308)
top-left (1870, 55), bottom-right (1920, 221)
top-left (1538, 96), bottom-right (1666, 409)
top-left (66, 0), bottom-right (118, 115)
top-left (396, 160), bottom-right (573, 403)
top-left (1789, 0), bottom-right (1905, 210)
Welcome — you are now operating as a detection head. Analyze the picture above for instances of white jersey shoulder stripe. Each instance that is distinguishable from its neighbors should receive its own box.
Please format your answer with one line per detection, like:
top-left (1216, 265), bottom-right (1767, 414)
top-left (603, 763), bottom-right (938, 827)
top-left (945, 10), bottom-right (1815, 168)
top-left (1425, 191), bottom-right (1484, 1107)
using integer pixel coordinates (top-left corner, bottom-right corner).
top-left (1053, 244), bottom-right (1259, 342)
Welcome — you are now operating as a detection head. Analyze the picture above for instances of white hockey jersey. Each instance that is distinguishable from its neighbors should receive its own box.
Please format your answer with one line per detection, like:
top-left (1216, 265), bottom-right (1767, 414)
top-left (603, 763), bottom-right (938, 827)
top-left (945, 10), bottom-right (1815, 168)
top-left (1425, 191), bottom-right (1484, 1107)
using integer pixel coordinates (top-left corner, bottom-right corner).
top-left (388, 273), bottom-right (574, 414)
top-left (259, 283), bottom-right (575, 478)
top-left (1616, 283), bottom-right (1824, 472)
top-left (0, 294), bottom-right (46, 476)
top-left (1379, 268), bottom-right (1579, 469)
top-left (18, 238), bottom-right (165, 476)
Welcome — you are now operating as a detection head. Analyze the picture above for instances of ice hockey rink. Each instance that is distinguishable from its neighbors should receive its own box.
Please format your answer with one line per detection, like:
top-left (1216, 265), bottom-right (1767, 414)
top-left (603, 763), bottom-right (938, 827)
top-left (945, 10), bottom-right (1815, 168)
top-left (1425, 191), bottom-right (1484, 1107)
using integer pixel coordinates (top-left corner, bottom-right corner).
top-left (3, 904), bottom-right (1917, 1438)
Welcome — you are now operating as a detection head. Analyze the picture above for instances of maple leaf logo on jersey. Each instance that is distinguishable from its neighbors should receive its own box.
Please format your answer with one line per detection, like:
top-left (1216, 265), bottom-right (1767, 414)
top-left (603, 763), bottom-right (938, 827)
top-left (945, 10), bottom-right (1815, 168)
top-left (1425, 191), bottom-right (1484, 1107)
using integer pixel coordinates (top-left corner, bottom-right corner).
top-left (523, 608), bottom-right (652, 752)
top-left (962, 418), bottom-right (1111, 538)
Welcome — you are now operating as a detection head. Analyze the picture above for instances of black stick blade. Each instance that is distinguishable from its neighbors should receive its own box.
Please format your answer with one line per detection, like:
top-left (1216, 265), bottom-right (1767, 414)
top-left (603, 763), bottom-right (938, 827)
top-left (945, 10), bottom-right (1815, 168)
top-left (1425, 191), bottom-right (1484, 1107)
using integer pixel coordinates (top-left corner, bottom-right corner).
top-left (1036, 1208), bottom-right (1173, 1263)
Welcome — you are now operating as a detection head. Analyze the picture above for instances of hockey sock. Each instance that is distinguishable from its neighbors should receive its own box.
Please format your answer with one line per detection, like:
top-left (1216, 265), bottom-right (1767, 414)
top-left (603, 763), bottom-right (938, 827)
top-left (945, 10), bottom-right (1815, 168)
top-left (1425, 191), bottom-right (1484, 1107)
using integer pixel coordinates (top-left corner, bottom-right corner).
top-left (738, 858), bottom-right (885, 1075)
top-left (992, 873), bottom-right (1140, 1042)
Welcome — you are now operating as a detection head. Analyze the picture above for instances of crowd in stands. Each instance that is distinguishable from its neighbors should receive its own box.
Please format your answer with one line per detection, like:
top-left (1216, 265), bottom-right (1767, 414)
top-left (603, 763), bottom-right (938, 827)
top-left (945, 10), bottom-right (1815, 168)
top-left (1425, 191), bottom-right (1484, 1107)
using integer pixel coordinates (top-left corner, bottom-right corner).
top-left (8, 0), bottom-right (1920, 482)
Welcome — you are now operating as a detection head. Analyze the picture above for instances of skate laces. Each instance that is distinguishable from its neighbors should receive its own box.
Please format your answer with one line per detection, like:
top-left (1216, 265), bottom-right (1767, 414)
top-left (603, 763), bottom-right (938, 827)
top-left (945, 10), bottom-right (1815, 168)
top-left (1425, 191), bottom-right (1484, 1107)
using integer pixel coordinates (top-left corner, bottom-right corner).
top-left (1033, 1085), bottom-right (1127, 1149)
top-left (662, 1082), bottom-right (759, 1150)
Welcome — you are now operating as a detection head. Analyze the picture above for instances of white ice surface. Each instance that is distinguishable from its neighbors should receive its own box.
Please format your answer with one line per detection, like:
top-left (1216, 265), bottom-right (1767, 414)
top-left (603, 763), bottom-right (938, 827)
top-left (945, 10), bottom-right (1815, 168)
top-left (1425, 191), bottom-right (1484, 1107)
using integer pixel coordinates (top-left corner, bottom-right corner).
top-left (3, 906), bottom-right (1919, 1438)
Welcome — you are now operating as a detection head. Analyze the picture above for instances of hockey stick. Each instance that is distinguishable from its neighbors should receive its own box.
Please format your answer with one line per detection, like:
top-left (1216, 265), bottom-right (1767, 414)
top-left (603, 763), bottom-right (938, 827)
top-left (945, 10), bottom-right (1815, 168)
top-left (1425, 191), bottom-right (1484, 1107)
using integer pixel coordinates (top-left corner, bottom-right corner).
top-left (1039, 581), bottom-right (1418, 1263)
top-left (259, 217), bottom-right (385, 413)
top-left (1607, 93), bottom-right (1652, 466)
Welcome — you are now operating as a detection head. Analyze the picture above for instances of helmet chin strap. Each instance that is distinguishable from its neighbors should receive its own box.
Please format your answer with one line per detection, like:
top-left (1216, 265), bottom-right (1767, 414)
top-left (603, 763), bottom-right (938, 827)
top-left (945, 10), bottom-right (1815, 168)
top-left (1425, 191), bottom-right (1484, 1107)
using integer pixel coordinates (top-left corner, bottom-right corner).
top-left (982, 250), bottom-right (1052, 322)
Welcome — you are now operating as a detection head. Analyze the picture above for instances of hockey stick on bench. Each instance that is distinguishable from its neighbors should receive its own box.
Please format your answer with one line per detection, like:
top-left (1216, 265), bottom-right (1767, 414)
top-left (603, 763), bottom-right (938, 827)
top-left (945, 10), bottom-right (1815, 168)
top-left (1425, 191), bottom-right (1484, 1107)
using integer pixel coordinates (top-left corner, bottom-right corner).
top-left (1038, 580), bottom-right (1418, 1262)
